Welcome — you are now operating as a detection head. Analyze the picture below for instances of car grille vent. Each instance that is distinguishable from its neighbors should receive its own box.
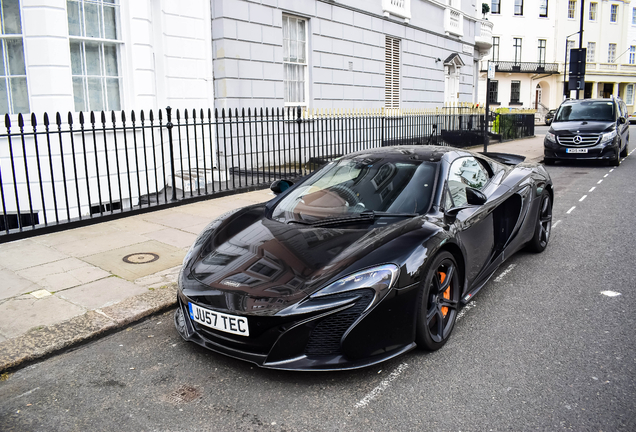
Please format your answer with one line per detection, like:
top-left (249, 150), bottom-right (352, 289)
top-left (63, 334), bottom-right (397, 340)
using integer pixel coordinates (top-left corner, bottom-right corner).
top-left (557, 134), bottom-right (600, 147)
top-left (304, 289), bottom-right (375, 357)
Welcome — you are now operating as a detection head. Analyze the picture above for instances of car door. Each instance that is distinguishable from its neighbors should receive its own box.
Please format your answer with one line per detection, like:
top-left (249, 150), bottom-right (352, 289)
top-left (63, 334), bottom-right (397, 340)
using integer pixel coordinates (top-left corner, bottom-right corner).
top-left (618, 100), bottom-right (629, 148)
top-left (445, 156), bottom-right (495, 286)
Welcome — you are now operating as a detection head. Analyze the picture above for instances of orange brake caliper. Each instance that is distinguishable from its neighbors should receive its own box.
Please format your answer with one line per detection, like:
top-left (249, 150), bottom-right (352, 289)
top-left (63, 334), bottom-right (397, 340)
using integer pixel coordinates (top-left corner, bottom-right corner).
top-left (439, 272), bottom-right (450, 317)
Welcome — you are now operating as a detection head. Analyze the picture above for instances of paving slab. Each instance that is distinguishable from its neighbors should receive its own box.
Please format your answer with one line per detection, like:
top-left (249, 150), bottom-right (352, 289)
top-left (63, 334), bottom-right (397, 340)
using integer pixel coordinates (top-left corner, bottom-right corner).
top-left (30, 222), bottom-right (122, 248)
top-left (55, 276), bottom-right (150, 310)
top-left (140, 209), bottom-right (211, 231)
top-left (0, 284), bottom-right (176, 372)
top-left (0, 294), bottom-right (86, 339)
top-left (107, 216), bottom-right (167, 235)
top-left (16, 257), bottom-right (111, 292)
top-left (0, 239), bottom-right (70, 271)
top-left (82, 240), bottom-right (185, 281)
top-left (50, 230), bottom-right (149, 258)
top-left (141, 227), bottom-right (198, 249)
top-left (0, 269), bottom-right (40, 300)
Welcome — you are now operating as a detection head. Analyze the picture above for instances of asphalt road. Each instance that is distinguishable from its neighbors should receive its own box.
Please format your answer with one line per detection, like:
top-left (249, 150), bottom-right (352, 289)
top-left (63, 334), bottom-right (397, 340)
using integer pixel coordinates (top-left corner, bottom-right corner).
top-left (1, 134), bottom-right (636, 432)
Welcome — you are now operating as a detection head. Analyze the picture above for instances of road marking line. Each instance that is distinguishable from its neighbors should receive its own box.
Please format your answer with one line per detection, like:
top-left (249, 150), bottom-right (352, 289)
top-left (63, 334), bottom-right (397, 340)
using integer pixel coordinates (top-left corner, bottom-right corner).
top-left (579, 195), bottom-right (587, 202)
top-left (604, 174), bottom-right (609, 178)
top-left (567, 206), bottom-right (576, 214)
top-left (494, 264), bottom-right (517, 282)
top-left (597, 179), bottom-right (603, 184)
top-left (13, 387), bottom-right (40, 400)
top-left (609, 169), bottom-right (615, 173)
top-left (552, 219), bottom-right (562, 228)
top-left (589, 187), bottom-right (595, 192)
top-left (457, 301), bottom-right (477, 322)
top-left (601, 291), bottom-right (621, 297)
top-left (354, 363), bottom-right (409, 409)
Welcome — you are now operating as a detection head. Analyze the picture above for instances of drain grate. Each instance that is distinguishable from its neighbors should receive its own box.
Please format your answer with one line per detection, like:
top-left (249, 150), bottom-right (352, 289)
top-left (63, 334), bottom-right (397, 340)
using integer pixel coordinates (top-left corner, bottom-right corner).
top-left (122, 252), bottom-right (159, 264)
top-left (167, 385), bottom-right (201, 404)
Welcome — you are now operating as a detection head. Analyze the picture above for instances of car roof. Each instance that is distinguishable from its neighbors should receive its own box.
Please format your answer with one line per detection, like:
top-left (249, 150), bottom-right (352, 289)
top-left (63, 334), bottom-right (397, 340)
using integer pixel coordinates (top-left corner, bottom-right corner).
top-left (340, 145), bottom-right (460, 163)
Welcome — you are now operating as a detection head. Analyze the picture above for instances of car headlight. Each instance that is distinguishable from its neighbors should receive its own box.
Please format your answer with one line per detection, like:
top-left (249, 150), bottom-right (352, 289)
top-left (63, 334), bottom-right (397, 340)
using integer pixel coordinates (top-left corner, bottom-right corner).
top-left (312, 264), bottom-right (399, 298)
top-left (275, 264), bottom-right (400, 316)
top-left (545, 131), bottom-right (556, 143)
top-left (182, 243), bottom-right (196, 266)
top-left (600, 130), bottom-right (617, 144)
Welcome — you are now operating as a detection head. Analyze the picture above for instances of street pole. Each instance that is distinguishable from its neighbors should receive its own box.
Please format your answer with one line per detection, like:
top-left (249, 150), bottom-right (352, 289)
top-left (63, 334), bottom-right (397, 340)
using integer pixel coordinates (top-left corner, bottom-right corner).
top-left (484, 61), bottom-right (494, 153)
top-left (577, 0), bottom-right (585, 99)
top-left (563, 39), bottom-right (569, 100)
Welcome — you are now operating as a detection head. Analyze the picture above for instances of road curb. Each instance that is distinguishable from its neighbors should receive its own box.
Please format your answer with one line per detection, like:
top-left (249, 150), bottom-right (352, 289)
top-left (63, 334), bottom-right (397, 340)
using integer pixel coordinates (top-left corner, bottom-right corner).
top-left (0, 283), bottom-right (177, 373)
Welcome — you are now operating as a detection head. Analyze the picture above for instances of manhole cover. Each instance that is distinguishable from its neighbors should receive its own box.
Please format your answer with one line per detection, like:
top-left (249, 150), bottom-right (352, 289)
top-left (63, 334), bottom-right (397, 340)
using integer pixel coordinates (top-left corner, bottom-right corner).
top-left (167, 385), bottom-right (201, 404)
top-left (122, 252), bottom-right (159, 264)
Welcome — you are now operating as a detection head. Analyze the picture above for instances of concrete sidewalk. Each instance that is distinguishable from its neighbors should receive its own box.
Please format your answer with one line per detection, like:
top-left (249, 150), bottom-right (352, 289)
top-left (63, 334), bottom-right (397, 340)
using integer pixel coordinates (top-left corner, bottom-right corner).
top-left (0, 135), bottom-right (545, 372)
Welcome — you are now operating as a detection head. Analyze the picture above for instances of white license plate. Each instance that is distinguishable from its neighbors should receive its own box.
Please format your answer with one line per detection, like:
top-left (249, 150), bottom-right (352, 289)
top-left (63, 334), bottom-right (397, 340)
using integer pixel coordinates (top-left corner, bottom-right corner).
top-left (566, 148), bottom-right (588, 153)
top-left (188, 302), bottom-right (249, 336)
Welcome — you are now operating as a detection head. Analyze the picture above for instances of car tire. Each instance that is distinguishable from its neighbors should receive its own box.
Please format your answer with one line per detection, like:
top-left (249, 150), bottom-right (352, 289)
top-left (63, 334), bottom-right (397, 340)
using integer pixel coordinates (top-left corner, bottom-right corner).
top-left (415, 251), bottom-right (460, 351)
top-left (610, 148), bottom-right (621, 167)
top-left (526, 190), bottom-right (552, 253)
top-left (620, 142), bottom-right (628, 158)
top-left (544, 158), bottom-right (555, 166)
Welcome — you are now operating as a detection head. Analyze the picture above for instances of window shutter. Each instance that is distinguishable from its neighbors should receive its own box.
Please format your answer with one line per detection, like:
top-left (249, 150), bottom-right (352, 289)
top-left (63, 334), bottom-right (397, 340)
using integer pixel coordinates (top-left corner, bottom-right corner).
top-left (385, 36), bottom-right (400, 109)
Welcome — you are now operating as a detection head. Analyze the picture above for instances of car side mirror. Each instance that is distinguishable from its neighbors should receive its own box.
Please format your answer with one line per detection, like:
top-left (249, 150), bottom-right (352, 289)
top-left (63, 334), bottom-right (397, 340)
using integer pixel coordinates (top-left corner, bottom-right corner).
top-left (466, 187), bottom-right (487, 206)
top-left (270, 179), bottom-right (294, 194)
top-left (619, 116), bottom-right (627, 124)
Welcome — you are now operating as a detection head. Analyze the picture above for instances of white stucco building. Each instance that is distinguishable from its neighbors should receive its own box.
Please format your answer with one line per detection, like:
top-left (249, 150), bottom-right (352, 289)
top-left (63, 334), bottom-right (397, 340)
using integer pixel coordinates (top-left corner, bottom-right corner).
top-left (481, 0), bottom-right (636, 120)
top-left (0, 0), bottom-right (495, 118)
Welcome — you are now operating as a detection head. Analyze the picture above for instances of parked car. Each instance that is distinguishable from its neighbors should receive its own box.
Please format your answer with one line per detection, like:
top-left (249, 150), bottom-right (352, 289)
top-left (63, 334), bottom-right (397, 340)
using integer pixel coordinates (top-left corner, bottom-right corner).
top-left (544, 97), bottom-right (629, 166)
top-left (629, 112), bottom-right (636, 124)
top-left (175, 145), bottom-right (554, 371)
top-left (544, 109), bottom-right (556, 125)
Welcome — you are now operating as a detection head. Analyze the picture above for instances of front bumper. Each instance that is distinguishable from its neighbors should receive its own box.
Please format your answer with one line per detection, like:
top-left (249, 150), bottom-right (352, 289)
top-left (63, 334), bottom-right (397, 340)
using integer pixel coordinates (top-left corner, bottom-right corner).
top-left (174, 286), bottom-right (419, 371)
top-left (544, 137), bottom-right (619, 161)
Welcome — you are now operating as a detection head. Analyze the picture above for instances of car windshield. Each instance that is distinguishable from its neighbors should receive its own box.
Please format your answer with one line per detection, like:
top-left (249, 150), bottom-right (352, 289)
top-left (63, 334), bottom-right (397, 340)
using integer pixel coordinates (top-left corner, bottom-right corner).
top-left (271, 156), bottom-right (437, 223)
top-left (554, 101), bottom-right (615, 122)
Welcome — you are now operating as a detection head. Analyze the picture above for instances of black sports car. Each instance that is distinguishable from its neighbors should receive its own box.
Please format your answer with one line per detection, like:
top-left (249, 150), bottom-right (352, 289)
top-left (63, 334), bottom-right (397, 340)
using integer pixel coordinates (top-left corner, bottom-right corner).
top-left (175, 146), bottom-right (553, 371)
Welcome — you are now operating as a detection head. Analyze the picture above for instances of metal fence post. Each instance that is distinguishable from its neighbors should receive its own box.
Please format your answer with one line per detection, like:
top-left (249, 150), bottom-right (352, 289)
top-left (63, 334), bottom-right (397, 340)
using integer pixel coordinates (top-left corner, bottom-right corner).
top-left (166, 106), bottom-right (177, 202)
top-left (296, 106), bottom-right (302, 175)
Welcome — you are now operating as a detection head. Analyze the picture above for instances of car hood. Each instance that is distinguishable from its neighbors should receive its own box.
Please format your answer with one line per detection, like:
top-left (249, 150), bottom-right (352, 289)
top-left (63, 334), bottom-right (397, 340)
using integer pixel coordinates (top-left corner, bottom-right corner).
top-left (180, 205), bottom-right (435, 316)
top-left (550, 120), bottom-right (614, 134)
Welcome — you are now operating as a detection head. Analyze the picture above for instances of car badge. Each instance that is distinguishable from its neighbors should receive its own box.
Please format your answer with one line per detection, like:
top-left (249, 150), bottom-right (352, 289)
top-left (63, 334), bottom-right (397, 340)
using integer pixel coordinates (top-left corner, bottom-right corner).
top-left (573, 135), bottom-right (583, 144)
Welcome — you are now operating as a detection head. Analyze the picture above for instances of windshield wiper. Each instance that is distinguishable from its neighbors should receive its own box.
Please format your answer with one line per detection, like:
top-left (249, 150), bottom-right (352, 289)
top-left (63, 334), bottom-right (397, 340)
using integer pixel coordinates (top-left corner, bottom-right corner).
top-left (287, 210), bottom-right (418, 228)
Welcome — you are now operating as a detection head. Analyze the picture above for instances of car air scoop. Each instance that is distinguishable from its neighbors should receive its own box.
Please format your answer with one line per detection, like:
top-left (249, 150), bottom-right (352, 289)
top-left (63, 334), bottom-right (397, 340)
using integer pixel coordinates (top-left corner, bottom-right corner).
top-left (479, 152), bottom-right (526, 165)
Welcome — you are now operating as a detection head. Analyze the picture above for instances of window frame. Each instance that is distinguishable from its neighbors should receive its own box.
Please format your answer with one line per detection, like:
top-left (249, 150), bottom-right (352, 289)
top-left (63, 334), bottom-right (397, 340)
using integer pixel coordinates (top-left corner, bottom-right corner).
top-left (568, 0), bottom-right (576, 19)
top-left (626, 84), bottom-right (634, 105)
top-left (538, 39), bottom-right (546, 65)
top-left (608, 43), bottom-right (617, 63)
top-left (492, 36), bottom-right (500, 61)
top-left (510, 80), bottom-right (521, 103)
top-left (488, 80), bottom-right (498, 104)
top-left (610, 4), bottom-right (618, 23)
top-left (491, 0), bottom-right (500, 14)
top-left (630, 46), bottom-right (636, 65)
top-left (587, 42), bottom-right (596, 62)
top-left (539, 0), bottom-right (548, 17)
top-left (589, 2), bottom-right (597, 21)
top-left (282, 14), bottom-right (309, 107)
top-left (67, 0), bottom-right (123, 113)
top-left (633, 7), bottom-right (636, 25)
top-left (513, 38), bottom-right (522, 64)
top-left (514, 0), bottom-right (523, 16)
top-left (0, 0), bottom-right (29, 115)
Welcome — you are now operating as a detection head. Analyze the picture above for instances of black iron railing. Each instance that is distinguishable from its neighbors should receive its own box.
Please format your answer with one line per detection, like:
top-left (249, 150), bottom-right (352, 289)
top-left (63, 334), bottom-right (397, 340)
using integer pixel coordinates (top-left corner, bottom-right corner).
top-left (0, 106), bottom-right (489, 242)
top-left (489, 61), bottom-right (560, 74)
